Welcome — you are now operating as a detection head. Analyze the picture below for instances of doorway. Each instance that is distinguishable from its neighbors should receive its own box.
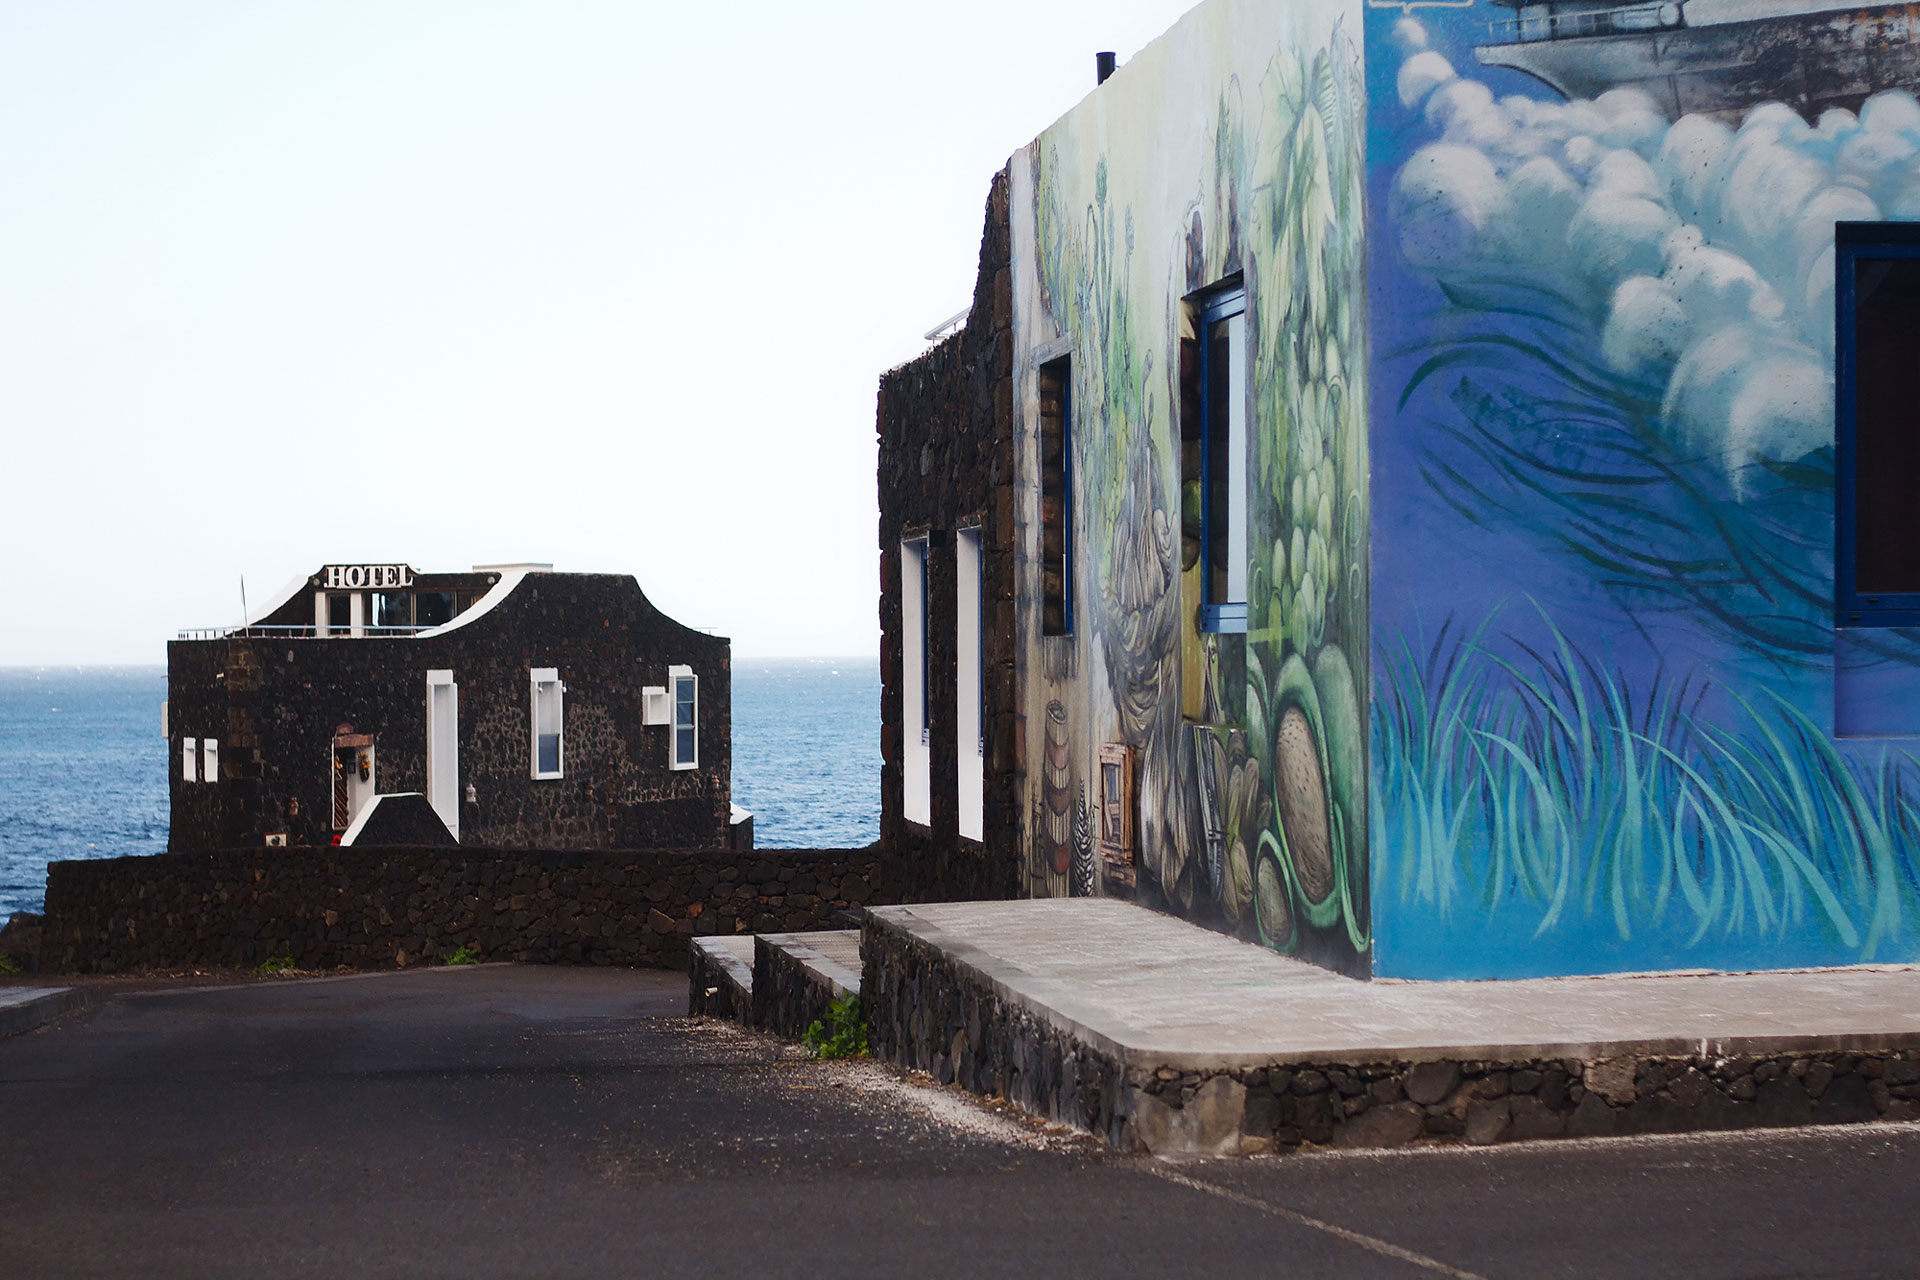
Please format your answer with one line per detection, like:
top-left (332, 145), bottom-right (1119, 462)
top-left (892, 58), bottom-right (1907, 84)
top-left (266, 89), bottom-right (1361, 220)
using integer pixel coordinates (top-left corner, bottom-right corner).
top-left (331, 729), bottom-right (376, 833)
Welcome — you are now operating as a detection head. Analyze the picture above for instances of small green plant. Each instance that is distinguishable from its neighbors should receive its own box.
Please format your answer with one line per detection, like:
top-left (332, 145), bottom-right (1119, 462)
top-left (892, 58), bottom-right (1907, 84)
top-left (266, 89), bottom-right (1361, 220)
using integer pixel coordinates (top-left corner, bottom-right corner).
top-left (443, 944), bottom-right (481, 966)
top-left (0, 953), bottom-right (23, 976)
top-left (801, 992), bottom-right (869, 1059)
top-left (255, 948), bottom-right (296, 975)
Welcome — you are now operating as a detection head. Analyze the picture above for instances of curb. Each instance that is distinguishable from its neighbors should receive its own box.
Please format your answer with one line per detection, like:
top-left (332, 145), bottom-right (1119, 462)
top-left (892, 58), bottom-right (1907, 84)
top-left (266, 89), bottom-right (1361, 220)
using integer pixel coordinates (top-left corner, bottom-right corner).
top-left (0, 988), bottom-right (93, 1040)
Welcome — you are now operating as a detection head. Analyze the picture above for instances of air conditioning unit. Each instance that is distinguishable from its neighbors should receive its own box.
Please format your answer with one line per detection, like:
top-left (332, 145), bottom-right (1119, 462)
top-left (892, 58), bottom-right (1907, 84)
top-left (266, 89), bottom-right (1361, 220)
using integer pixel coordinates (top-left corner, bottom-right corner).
top-left (642, 686), bottom-right (670, 725)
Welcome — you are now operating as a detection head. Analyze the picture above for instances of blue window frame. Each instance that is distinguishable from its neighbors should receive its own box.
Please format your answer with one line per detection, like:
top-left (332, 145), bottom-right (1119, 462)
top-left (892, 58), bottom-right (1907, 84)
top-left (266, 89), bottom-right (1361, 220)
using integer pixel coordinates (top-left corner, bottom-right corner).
top-left (1838, 222), bottom-right (1920, 626)
top-left (1199, 285), bottom-right (1248, 633)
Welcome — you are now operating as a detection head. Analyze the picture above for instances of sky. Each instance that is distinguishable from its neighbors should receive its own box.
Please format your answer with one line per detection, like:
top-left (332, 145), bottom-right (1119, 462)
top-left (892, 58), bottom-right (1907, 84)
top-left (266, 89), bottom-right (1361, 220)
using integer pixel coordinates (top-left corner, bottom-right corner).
top-left (0, 0), bottom-right (1201, 665)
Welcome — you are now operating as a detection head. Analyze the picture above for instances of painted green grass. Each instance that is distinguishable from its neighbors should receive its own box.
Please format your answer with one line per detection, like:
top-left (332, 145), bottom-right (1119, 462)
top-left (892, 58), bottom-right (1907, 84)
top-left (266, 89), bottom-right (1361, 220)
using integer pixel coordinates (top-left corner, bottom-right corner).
top-left (1374, 611), bottom-right (1920, 960)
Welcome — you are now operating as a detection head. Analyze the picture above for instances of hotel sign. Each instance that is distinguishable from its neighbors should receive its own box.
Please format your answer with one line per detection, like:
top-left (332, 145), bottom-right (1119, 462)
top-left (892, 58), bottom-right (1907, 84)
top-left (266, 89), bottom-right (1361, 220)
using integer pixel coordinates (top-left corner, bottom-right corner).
top-left (322, 564), bottom-right (415, 590)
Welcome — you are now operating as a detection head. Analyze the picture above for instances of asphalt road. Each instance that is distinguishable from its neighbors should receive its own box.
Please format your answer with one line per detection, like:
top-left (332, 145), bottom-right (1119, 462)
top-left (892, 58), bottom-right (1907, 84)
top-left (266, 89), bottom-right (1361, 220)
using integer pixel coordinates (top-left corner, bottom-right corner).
top-left (2, 964), bottom-right (1915, 1279)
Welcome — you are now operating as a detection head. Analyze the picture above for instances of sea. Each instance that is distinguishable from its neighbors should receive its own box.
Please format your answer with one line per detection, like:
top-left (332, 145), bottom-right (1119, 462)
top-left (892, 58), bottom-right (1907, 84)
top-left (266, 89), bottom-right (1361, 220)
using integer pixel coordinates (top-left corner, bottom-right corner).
top-left (0, 659), bottom-right (880, 927)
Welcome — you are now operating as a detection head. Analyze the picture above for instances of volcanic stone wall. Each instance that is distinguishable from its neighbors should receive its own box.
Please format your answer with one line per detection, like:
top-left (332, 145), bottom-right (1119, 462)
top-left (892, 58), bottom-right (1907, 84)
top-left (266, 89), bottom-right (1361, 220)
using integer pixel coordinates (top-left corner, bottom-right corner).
top-left (41, 844), bottom-right (879, 974)
top-left (167, 573), bottom-right (731, 853)
top-left (877, 167), bottom-right (1022, 904)
top-left (862, 910), bottom-right (1920, 1154)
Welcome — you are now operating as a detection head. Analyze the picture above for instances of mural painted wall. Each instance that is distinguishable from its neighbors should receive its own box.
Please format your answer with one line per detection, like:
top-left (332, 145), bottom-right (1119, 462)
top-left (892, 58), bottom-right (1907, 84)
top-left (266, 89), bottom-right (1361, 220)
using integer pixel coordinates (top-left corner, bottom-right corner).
top-left (1009, 0), bottom-right (1373, 976)
top-left (1366, 1), bottom-right (1920, 976)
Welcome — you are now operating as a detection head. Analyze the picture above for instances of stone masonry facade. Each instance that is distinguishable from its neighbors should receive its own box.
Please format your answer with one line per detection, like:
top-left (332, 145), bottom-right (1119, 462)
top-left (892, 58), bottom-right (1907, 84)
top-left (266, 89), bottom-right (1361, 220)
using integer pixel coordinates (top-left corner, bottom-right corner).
top-left (168, 572), bottom-right (731, 853)
top-left (42, 845), bottom-right (879, 974)
top-left (877, 168), bottom-right (1023, 905)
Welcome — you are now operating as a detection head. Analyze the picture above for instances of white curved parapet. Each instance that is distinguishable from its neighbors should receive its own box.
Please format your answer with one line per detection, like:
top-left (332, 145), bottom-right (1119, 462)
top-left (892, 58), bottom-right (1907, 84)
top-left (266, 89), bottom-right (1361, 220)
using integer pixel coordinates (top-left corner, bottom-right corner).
top-left (417, 570), bottom-right (533, 639)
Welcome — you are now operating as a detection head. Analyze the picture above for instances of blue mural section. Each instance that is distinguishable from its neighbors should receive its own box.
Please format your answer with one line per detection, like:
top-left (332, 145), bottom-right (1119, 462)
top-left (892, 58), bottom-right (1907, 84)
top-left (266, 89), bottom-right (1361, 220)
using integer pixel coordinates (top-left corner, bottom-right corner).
top-left (1365, 4), bottom-right (1920, 977)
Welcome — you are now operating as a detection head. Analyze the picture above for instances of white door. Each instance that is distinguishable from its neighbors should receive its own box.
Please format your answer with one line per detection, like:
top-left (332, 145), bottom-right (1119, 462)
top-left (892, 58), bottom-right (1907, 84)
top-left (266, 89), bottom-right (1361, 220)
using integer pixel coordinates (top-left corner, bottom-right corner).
top-left (427, 670), bottom-right (459, 839)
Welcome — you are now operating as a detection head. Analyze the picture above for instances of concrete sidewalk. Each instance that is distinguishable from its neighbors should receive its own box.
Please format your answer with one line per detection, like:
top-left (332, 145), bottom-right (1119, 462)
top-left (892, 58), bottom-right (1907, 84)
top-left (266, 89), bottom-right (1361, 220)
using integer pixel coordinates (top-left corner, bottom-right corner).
top-left (862, 898), bottom-right (1920, 1155)
top-left (0, 987), bottom-right (91, 1039)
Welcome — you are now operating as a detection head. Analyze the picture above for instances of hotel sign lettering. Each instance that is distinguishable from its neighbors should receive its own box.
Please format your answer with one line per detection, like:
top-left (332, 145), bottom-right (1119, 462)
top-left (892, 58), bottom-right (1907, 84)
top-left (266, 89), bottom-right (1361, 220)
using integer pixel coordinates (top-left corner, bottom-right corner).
top-left (323, 564), bottom-right (415, 590)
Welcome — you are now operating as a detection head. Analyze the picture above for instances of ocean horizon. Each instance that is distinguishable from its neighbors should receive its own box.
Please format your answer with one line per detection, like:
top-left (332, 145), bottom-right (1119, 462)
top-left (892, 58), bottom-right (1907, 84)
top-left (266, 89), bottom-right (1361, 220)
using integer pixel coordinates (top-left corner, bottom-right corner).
top-left (0, 657), bottom-right (879, 927)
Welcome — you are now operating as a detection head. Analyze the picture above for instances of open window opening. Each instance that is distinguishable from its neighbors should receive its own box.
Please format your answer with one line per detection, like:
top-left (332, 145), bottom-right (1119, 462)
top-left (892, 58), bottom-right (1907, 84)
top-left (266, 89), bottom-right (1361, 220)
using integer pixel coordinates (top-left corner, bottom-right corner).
top-left (1038, 356), bottom-right (1074, 636)
top-left (1195, 284), bottom-right (1248, 632)
top-left (1838, 223), bottom-right (1920, 625)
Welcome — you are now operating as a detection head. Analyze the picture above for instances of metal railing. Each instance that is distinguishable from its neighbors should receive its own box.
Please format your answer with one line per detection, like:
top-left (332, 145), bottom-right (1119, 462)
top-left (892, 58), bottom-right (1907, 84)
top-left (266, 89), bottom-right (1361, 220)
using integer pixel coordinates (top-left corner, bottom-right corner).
top-left (1487, 2), bottom-right (1682, 42)
top-left (175, 624), bottom-right (438, 641)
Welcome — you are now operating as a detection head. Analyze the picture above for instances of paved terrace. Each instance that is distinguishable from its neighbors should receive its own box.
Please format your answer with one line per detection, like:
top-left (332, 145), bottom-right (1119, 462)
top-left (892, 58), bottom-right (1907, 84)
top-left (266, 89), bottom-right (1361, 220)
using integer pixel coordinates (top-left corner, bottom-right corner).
top-left (870, 898), bottom-right (1920, 1068)
top-left (861, 898), bottom-right (1920, 1153)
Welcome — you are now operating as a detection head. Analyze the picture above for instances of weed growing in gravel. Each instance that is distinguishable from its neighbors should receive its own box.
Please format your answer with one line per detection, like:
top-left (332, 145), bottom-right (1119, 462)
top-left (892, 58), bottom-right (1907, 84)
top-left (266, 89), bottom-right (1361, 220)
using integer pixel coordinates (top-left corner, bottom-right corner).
top-left (255, 949), bottom-right (297, 975)
top-left (443, 945), bottom-right (481, 966)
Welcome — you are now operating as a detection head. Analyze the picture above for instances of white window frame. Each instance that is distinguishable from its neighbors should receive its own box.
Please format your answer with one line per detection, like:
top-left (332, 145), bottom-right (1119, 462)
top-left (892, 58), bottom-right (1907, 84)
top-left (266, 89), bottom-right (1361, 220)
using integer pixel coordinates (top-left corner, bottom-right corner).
top-left (669, 665), bottom-right (698, 771)
top-left (182, 736), bottom-right (198, 783)
top-left (202, 738), bottom-right (219, 783)
top-left (427, 669), bottom-right (459, 839)
top-left (902, 536), bottom-right (931, 827)
top-left (957, 526), bottom-right (984, 841)
top-left (530, 667), bottom-right (564, 780)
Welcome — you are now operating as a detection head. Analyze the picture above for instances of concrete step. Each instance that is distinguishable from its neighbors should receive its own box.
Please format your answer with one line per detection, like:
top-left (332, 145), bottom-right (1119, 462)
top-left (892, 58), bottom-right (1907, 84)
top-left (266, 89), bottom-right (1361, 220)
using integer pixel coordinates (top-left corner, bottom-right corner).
top-left (0, 986), bottom-right (91, 1039)
top-left (863, 898), bottom-right (1920, 1157)
top-left (688, 936), bottom-right (754, 1026)
top-left (752, 930), bottom-right (861, 1041)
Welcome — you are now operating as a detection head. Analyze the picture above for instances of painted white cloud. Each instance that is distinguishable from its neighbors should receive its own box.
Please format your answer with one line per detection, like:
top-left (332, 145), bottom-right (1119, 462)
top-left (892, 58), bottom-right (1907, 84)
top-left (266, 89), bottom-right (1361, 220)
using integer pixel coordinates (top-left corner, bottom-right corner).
top-left (1399, 51), bottom-right (1455, 110)
top-left (1387, 18), bottom-right (1920, 478)
top-left (1602, 276), bottom-right (1690, 376)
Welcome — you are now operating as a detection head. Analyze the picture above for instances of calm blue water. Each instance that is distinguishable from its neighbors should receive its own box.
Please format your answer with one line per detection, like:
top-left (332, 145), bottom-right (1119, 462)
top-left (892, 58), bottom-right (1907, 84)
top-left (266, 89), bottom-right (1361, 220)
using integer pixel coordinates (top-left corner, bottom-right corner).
top-left (0, 667), bottom-right (169, 926)
top-left (731, 658), bottom-right (880, 850)
top-left (0, 659), bottom-right (879, 926)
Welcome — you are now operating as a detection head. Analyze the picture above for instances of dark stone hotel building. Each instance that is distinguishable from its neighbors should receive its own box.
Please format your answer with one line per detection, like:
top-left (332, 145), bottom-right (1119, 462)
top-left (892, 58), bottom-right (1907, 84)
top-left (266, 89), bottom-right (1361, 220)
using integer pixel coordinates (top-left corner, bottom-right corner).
top-left (167, 563), bottom-right (740, 853)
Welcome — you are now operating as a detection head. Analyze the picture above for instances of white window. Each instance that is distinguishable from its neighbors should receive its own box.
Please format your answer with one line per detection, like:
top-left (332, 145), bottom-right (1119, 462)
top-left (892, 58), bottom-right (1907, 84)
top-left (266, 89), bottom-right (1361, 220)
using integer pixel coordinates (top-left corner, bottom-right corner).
top-left (427, 669), bottom-right (459, 839)
top-left (530, 667), bottom-right (563, 779)
top-left (202, 738), bottom-right (219, 783)
top-left (902, 536), bottom-right (930, 826)
top-left (669, 665), bottom-right (698, 770)
top-left (182, 736), bottom-right (198, 783)
top-left (957, 526), bottom-right (984, 841)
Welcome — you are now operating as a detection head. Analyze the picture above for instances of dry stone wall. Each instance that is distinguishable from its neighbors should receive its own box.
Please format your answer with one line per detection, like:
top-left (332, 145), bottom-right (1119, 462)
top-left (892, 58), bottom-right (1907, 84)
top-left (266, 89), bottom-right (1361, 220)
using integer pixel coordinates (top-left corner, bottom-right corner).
top-left (42, 845), bottom-right (879, 974)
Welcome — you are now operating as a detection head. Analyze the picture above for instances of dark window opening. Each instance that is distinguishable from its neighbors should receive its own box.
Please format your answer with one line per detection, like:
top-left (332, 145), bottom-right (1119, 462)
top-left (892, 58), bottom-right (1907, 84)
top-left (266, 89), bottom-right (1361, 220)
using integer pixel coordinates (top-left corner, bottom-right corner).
top-left (1039, 355), bottom-right (1073, 636)
top-left (1839, 223), bottom-right (1920, 624)
top-left (327, 593), bottom-right (352, 630)
top-left (414, 592), bottom-right (455, 627)
top-left (978, 541), bottom-right (987, 752)
top-left (919, 543), bottom-right (930, 740)
top-left (374, 592), bottom-right (412, 629)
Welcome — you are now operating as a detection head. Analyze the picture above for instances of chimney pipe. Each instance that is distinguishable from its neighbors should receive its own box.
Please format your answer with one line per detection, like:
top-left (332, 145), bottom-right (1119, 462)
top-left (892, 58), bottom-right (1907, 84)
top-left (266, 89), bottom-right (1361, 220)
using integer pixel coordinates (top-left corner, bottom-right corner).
top-left (1096, 51), bottom-right (1117, 85)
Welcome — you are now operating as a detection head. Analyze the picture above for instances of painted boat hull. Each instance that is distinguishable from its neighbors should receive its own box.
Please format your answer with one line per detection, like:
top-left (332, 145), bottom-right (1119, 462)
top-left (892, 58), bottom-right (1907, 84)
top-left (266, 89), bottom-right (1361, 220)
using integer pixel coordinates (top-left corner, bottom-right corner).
top-left (1476, 4), bottom-right (1920, 120)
